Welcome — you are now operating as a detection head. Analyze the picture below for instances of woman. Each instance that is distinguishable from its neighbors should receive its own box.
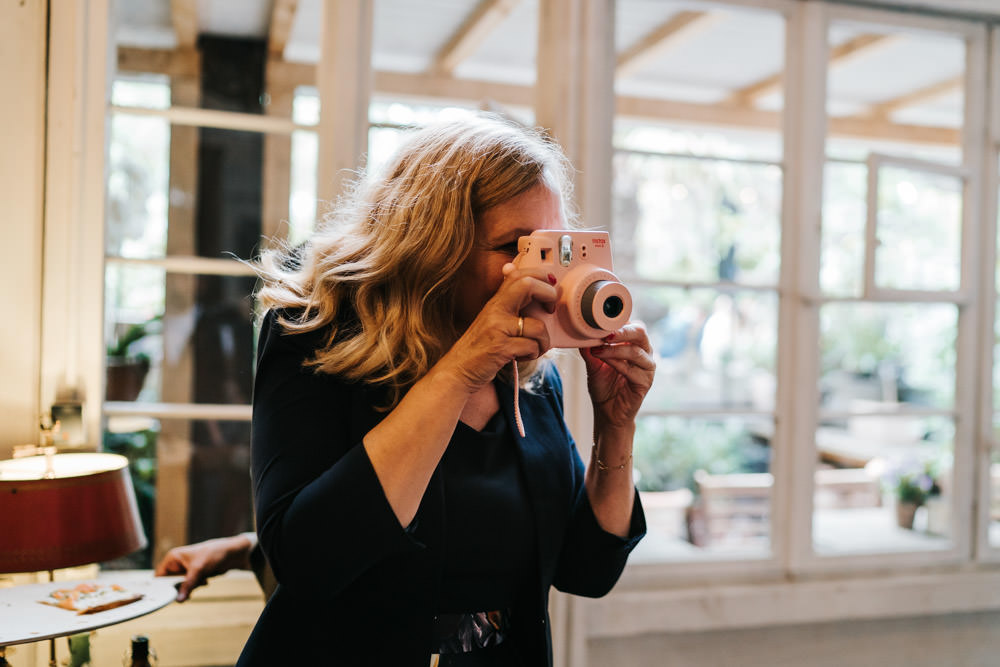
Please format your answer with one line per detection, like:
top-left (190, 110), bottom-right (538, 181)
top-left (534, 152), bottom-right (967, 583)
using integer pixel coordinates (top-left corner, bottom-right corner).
top-left (238, 114), bottom-right (654, 666)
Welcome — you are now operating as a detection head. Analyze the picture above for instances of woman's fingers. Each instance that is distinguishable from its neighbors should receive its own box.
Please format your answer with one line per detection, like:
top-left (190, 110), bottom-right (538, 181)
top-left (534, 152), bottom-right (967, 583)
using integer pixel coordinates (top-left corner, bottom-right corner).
top-left (495, 271), bottom-right (558, 314)
top-left (594, 356), bottom-right (653, 387)
top-left (591, 341), bottom-right (656, 372)
top-left (515, 316), bottom-right (551, 354)
top-left (603, 322), bottom-right (653, 353)
top-left (587, 321), bottom-right (657, 390)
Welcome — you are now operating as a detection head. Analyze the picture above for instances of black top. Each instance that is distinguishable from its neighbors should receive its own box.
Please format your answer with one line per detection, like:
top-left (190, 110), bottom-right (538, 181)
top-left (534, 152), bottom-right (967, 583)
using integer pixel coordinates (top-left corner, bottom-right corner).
top-left (439, 411), bottom-right (535, 613)
top-left (237, 310), bottom-right (647, 666)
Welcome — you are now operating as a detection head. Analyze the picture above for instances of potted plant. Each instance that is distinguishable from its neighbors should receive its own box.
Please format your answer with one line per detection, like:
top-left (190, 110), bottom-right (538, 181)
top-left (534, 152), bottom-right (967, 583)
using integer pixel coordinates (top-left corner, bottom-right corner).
top-left (106, 316), bottom-right (159, 401)
top-left (885, 458), bottom-right (941, 529)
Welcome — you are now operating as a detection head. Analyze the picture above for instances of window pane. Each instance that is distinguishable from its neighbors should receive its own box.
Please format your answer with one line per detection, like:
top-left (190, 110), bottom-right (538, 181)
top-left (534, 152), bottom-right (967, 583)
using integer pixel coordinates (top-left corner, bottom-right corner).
top-left (366, 101), bottom-right (534, 179)
top-left (631, 416), bottom-right (772, 563)
top-left (825, 22), bottom-right (965, 161)
top-left (289, 128), bottom-right (318, 246)
top-left (812, 417), bottom-right (953, 555)
top-left (612, 151), bottom-right (782, 285)
top-left (822, 162), bottom-right (964, 297)
top-left (614, 121), bottom-right (783, 163)
top-left (103, 417), bottom-right (253, 567)
top-left (874, 165), bottom-right (962, 292)
top-left (105, 266), bottom-right (256, 405)
top-left (819, 303), bottom-right (957, 411)
top-left (107, 82), bottom-right (171, 259)
top-left (106, 119), bottom-right (269, 260)
top-left (821, 161), bottom-right (867, 297)
top-left (368, 125), bottom-right (414, 179)
top-left (111, 77), bottom-right (171, 110)
top-left (635, 287), bottom-right (777, 412)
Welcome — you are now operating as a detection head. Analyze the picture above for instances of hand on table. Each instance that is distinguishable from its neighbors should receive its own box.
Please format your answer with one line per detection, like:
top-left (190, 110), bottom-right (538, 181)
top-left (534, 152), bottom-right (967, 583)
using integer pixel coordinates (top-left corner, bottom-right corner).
top-left (154, 533), bottom-right (256, 602)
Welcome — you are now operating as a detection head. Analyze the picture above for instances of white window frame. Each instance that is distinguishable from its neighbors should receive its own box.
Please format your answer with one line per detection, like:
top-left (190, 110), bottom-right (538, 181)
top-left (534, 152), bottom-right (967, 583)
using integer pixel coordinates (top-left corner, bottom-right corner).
top-left (977, 25), bottom-right (1000, 565)
top-left (863, 152), bottom-right (971, 301)
top-left (604, 0), bottom-right (797, 591)
top-left (786, 3), bottom-right (987, 578)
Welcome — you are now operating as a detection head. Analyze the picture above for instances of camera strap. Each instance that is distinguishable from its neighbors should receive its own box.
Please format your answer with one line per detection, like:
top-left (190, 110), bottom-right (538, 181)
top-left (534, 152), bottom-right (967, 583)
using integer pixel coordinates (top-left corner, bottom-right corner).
top-left (511, 360), bottom-right (526, 438)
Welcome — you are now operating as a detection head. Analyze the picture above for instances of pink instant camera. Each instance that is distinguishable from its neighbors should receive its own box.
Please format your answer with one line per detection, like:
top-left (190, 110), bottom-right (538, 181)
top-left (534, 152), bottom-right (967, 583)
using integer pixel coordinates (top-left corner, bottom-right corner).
top-left (512, 230), bottom-right (632, 348)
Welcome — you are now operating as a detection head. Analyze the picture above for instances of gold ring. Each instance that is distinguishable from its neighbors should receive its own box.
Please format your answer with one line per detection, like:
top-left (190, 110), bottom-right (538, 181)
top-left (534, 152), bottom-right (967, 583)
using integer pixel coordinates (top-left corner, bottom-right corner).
top-left (516, 316), bottom-right (524, 337)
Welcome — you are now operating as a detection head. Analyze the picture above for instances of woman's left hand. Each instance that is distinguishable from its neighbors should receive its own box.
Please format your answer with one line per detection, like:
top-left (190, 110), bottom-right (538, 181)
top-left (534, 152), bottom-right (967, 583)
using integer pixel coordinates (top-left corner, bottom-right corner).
top-left (580, 322), bottom-right (656, 429)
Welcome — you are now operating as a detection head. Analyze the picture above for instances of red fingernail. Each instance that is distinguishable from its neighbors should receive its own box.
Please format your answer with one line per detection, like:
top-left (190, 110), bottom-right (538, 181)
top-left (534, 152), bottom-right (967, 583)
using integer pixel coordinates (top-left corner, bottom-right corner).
top-left (548, 273), bottom-right (557, 285)
top-left (604, 333), bottom-right (615, 341)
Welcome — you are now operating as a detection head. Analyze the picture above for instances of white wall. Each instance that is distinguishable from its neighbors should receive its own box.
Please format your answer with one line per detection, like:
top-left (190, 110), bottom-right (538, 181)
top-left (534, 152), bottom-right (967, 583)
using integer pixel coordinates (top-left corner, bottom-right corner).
top-left (0, 0), bottom-right (46, 459)
top-left (590, 611), bottom-right (1000, 666)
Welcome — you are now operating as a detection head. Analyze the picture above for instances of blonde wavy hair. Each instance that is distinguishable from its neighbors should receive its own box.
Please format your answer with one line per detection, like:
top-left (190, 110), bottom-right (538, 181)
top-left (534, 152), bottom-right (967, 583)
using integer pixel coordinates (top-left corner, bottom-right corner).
top-left (256, 113), bottom-right (576, 407)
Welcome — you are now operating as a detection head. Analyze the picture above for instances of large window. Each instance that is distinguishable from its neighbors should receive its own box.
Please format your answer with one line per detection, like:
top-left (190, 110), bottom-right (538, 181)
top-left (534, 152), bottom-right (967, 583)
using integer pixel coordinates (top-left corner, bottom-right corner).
top-left (606, 0), bottom-right (998, 576)
top-left (809, 13), bottom-right (976, 564)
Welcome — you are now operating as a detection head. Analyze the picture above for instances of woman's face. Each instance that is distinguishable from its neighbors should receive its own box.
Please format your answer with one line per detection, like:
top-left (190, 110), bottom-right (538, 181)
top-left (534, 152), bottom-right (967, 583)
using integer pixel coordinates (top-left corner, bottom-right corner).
top-left (454, 182), bottom-right (565, 330)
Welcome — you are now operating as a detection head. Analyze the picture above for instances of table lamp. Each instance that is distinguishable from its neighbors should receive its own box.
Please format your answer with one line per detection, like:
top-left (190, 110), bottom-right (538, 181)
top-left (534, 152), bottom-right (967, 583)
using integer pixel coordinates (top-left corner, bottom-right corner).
top-left (0, 452), bottom-right (147, 574)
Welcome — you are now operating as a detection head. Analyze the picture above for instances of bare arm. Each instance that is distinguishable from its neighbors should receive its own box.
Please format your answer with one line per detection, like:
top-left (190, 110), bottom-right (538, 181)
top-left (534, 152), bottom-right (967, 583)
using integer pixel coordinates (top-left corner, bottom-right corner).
top-left (580, 323), bottom-right (656, 537)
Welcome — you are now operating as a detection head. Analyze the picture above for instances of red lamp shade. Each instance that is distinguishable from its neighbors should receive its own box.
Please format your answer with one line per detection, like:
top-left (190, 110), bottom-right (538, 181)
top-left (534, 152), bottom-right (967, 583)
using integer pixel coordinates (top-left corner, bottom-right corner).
top-left (0, 453), bottom-right (147, 573)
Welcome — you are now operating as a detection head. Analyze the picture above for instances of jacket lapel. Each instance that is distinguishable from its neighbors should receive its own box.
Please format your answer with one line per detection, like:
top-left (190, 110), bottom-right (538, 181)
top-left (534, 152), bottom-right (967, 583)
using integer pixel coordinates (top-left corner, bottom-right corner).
top-left (497, 379), bottom-right (573, 578)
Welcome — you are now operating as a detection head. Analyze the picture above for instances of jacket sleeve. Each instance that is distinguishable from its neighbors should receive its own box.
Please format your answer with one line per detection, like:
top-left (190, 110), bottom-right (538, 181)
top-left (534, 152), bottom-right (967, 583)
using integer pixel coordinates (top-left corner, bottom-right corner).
top-left (251, 310), bottom-right (422, 596)
top-left (544, 367), bottom-right (646, 598)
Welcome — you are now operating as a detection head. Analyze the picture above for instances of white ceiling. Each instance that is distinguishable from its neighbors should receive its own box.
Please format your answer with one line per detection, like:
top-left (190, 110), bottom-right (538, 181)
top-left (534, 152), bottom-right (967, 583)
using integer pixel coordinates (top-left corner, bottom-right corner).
top-left (114, 0), bottom-right (975, 128)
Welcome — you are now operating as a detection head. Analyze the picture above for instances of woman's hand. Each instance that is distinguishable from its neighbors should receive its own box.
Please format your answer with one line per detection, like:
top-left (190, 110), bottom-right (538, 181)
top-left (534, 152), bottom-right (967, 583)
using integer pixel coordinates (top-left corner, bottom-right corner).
top-left (440, 263), bottom-right (558, 393)
top-left (580, 322), bottom-right (656, 430)
top-left (154, 533), bottom-right (256, 602)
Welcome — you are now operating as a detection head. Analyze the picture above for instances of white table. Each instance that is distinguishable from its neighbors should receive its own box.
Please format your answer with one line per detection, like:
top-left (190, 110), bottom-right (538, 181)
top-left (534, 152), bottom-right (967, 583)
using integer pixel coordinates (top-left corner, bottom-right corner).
top-left (0, 572), bottom-right (179, 647)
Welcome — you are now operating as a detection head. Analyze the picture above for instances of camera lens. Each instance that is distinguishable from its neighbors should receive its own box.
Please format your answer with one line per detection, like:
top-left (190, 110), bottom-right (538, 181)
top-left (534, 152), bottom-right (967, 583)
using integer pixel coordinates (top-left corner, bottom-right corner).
top-left (582, 280), bottom-right (629, 329)
top-left (603, 296), bottom-right (624, 318)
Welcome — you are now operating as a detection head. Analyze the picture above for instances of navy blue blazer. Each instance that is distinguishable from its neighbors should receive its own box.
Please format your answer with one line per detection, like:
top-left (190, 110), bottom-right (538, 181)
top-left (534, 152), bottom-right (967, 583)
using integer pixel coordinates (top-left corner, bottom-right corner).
top-left (237, 311), bottom-right (645, 666)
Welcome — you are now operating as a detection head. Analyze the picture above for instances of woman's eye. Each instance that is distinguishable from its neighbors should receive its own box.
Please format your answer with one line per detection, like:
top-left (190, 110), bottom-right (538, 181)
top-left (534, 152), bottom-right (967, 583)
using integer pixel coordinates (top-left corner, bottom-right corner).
top-left (496, 242), bottom-right (519, 255)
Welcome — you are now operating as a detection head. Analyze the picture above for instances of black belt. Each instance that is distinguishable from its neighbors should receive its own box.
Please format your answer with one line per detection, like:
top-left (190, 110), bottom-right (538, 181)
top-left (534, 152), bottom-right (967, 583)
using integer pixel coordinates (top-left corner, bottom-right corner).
top-left (432, 609), bottom-right (510, 654)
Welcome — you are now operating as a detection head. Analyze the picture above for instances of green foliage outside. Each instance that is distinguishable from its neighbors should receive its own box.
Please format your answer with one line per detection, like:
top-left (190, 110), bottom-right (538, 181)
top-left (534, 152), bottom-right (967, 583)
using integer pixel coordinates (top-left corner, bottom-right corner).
top-left (633, 417), bottom-right (769, 493)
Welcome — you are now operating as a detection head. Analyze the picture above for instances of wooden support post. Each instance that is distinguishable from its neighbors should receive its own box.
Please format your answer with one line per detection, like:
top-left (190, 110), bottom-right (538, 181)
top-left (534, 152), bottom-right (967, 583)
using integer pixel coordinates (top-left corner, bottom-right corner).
top-left (316, 0), bottom-right (373, 206)
top-left (156, 54), bottom-right (201, 564)
top-left (778, 1), bottom-right (828, 573)
top-left (536, 3), bottom-right (615, 667)
top-left (262, 58), bottom-right (296, 245)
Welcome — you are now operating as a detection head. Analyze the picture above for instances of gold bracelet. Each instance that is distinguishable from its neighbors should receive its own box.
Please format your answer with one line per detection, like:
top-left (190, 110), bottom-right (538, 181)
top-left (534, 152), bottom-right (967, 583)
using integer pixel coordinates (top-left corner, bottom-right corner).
top-left (594, 451), bottom-right (632, 472)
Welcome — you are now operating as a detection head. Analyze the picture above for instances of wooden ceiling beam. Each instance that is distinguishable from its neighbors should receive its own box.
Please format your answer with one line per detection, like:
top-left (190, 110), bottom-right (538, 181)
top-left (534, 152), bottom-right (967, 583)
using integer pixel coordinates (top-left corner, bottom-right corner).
top-left (118, 46), bottom-right (200, 79)
top-left (377, 70), bottom-right (533, 107)
top-left (170, 0), bottom-right (198, 49)
top-left (619, 95), bottom-right (957, 145)
top-left (728, 32), bottom-right (900, 107)
top-left (616, 10), bottom-right (721, 79)
top-left (268, 0), bottom-right (299, 57)
top-left (432, 0), bottom-right (521, 76)
top-left (868, 75), bottom-right (963, 119)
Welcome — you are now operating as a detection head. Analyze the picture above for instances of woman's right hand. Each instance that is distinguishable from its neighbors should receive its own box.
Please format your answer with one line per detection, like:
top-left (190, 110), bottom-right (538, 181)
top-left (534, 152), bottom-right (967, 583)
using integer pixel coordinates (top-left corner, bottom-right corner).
top-left (440, 263), bottom-right (558, 392)
top-left (154, 533), bottom-right (256, 602)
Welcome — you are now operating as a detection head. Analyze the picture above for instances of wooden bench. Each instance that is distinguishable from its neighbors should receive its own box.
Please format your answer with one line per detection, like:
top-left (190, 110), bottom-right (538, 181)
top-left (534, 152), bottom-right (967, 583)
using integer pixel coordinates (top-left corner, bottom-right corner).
top-left (688, 467), bottom-right (882, 548)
